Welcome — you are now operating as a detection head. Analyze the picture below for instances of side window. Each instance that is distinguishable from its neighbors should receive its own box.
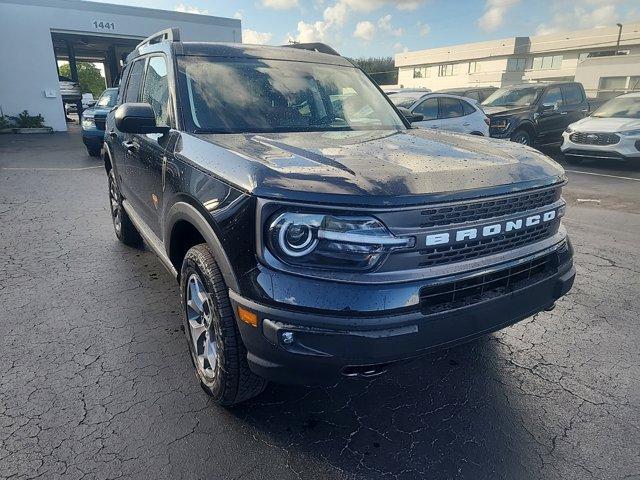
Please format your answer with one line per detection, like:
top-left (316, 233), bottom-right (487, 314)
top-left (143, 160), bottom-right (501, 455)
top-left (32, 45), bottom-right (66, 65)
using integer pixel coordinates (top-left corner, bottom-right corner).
top-left (413, 97), bottom-right (438, 120)
top-left (141, 56), bottom-right (170, 126)
top-left (461, 100), bottom-right (476, 115)
top-left (466, 91), bottom-right (480, 101)
top-left (116, 64), bottom-right (131, 104)
top-left (124, 59), bottom-right (145, 103)
top-left (561, 84), bottom-right (583, 106)
top-left (438, 97), bottom-right (464, 118)
top-left (540, 87), bottom-right (563, 106)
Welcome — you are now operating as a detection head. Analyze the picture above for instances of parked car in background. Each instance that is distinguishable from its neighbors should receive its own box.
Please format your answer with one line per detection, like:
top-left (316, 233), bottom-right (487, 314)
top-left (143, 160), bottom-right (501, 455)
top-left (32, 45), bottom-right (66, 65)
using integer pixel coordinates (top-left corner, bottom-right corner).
top-left (392, 92), bottom-right (489, 136)
top-left (482, 82), bottom-right (588, 146)
top-left (437, 86), bottom-right (497, 103)
top-left (561, 92), bottom-right (640, 163)
top-left (58, 75), bottom-right (81, 102)
top-left (81, 88), bottom-right (117, 156)
top-left (66, 93), bottom-right (97, 115)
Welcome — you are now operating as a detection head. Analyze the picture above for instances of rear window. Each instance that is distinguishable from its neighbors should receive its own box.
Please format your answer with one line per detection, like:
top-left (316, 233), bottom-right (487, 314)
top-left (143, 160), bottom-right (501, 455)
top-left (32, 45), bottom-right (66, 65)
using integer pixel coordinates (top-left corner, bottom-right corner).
top-left (439, 97), bottom-right (464, 118)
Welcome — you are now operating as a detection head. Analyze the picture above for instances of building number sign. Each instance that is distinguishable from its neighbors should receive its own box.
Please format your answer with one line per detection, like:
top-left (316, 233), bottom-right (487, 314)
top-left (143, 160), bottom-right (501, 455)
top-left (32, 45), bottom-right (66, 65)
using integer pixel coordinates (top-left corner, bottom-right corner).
top-left (93, 21), bottom-right (116, 30)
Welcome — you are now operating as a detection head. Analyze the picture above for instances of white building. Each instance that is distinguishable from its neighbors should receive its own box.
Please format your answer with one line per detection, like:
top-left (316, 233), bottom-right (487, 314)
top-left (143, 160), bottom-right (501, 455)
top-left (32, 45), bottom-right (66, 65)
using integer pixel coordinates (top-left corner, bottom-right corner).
top-left (395, 23), bottom-right (640, 99)
top-left (0, 0), bottom-right (241, 131)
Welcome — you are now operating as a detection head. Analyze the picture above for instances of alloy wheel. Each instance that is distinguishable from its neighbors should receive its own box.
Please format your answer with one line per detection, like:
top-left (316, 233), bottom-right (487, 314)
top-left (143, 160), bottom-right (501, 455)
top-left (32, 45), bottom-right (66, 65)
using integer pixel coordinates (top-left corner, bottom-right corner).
top-left (185, 273), bottom-right (218, 381)
top-left (108, 171), bottom-right (122, 235)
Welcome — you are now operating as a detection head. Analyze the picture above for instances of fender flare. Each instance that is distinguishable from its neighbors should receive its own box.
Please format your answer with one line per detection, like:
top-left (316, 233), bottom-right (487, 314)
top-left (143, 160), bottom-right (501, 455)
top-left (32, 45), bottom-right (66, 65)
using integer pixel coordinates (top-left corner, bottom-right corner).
top-left (511, 120), bottom-right (536, 137)
top-left (165, 201), bottom-right (240, 292)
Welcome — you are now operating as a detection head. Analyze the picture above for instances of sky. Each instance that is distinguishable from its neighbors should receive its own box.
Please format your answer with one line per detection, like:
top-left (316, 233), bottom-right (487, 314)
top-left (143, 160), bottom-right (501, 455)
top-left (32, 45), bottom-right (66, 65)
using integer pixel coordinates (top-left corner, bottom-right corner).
top-left (88, 0), bottom-right (639, 57)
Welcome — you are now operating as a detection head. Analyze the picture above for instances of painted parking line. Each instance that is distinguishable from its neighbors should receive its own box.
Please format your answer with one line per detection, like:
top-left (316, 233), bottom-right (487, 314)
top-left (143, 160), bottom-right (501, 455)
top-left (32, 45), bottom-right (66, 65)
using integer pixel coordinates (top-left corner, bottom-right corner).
top-left (0, 166), bottom-right (102, 171)
top-left (565, 169), bottom-right (640, 182)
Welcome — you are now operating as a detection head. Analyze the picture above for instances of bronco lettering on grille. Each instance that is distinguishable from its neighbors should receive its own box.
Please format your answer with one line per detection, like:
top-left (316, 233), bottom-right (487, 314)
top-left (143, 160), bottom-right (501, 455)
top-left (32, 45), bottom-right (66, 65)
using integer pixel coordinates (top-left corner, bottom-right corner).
top-left (425, 209), bottom-right (559, 246)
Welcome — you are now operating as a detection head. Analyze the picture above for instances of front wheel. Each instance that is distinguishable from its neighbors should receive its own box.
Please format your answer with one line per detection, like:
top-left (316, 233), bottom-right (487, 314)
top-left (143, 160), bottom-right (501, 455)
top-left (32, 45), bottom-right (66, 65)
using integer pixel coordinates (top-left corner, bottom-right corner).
top-left (107, 169), bottom-right (142, 247)
top-left (510, 129), bottom-right (532, 146)
top-left (180, 244), bottom-right (267, 406)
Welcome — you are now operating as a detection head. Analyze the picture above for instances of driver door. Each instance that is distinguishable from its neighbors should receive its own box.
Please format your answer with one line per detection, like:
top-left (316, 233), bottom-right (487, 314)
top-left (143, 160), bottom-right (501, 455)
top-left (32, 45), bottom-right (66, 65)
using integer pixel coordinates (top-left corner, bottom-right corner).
top-left (536, 86), bottom-right (564, 144)
top-left (411, 97), bottom-right (439, 129)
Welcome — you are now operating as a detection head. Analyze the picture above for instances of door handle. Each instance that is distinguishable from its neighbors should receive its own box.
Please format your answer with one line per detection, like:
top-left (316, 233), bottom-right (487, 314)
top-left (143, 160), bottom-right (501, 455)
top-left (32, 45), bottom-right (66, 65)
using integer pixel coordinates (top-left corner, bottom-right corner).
top-left (122, 140), bottom-right (137, 154)
top-left (463, 122), bottom-right (471, 126)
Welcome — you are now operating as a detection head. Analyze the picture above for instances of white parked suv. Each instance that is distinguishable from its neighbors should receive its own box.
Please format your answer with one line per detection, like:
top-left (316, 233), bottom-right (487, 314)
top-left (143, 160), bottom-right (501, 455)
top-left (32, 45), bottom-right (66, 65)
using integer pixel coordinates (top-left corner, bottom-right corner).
top-left (390, 91), bottom-right (490, 136)
top-left (561, 92), bottom-right (640, 163)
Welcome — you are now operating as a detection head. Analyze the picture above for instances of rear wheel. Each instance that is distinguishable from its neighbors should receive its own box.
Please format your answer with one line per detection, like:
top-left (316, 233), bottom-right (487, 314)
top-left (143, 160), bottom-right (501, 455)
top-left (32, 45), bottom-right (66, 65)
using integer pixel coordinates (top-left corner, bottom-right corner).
top-left (510, 129), bottom-right (532, 146)
top-left (107, 169), bottom-right (142, 247)
top-left (180, 244), bottom-right (267, 406)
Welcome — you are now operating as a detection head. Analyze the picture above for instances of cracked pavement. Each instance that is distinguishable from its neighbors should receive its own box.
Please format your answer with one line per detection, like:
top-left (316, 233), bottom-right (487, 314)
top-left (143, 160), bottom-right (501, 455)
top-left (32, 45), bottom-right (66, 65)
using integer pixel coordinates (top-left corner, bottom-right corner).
top-left (1, 130), bottom-right (639, 480)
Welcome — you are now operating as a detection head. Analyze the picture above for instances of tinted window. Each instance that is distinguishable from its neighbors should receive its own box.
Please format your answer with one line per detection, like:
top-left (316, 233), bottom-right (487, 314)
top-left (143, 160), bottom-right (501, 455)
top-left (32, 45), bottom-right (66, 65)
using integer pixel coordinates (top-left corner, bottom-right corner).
top-left (461, 100), bottom-right (476, 115)
top-left (142, 56), bottom-right (170, 126)
top-left (541, 87), bottom-right (563, 106)
top-left (561, 84), bottom-right (583, 105)
top-left (465, 91), bottom-right (480, 101)
top-left (439, 97), bottom-right (464, 118)
top-left (413, 97), bottom-right (438, 120)
top-left (177, 57), bottom-right (405, 133)
top-left (482, 86), bottom-right (543, 107)
top-left (124, 60), bottom-right (144, 103)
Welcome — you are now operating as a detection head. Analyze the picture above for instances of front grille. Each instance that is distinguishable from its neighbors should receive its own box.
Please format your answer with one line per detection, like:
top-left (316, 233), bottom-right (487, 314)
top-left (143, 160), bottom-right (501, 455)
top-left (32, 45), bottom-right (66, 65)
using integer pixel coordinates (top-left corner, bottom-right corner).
top-left (418, 222), bottom-right (557, 267)
top-left (570, 132), bottom-right (620, 146)
top-left (419, 252), bottom-right (557, 314)
top-left (419, 187), bottom-right (560, 228)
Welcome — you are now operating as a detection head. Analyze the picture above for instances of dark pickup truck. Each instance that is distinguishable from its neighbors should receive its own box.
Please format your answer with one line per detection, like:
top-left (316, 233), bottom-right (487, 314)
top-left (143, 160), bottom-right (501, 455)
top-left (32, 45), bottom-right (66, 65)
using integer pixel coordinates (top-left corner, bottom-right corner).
top-left (483, 82), bottom-right (589, 147)
top-left (103, 29), bottom-right (575, 405)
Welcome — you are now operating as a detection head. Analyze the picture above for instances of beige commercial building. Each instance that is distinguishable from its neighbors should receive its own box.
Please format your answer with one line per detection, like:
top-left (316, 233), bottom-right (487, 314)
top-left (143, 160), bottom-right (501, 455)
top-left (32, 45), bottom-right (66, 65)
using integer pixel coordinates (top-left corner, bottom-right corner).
top-left (395, 23), bottom-right (640, 99)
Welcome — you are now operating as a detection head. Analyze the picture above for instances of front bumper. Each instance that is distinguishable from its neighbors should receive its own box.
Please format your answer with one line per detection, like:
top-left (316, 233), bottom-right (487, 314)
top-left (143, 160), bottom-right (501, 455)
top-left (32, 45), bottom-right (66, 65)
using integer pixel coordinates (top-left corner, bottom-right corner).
top-left (561, 131), bottom-right (640, 160)
top-left (230, 242), bottom-right (575, 385)
top-left (81, 129), bottom-right (105, 149)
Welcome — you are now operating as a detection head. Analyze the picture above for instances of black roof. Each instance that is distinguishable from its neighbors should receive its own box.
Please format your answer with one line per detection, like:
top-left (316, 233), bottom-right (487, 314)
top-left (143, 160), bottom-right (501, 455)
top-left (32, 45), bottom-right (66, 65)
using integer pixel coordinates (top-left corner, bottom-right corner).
top-left (438, 86), bottom-right (497, 93)
top-left (178, 42), bottom-right (353, 67)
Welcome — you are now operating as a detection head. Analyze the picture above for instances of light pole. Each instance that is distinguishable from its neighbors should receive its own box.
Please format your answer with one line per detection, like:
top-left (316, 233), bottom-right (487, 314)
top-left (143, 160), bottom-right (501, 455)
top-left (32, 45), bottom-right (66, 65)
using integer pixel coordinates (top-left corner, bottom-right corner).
top-left (616, 23), bottom-right (623, 54)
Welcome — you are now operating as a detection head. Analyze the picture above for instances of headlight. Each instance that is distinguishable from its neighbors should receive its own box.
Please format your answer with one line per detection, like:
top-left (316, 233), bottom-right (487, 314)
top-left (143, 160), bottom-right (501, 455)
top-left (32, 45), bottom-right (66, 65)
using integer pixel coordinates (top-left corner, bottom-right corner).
top-left (618, 129), bottom-right (640, 137)
top-left (491, 118), bottom-right (510, 129)
top-left (81, 117), bottom-right (95, 128)
top-left (266, 212), bottom-right (414, 271)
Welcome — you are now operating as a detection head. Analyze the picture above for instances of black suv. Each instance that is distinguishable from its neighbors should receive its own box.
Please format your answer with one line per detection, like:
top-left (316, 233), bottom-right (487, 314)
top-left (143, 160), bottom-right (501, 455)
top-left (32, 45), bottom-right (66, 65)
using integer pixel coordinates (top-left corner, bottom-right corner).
top-left (482, 82), bottom-right (589, 146)
top-left (104, 29), bottom-right (575, 405)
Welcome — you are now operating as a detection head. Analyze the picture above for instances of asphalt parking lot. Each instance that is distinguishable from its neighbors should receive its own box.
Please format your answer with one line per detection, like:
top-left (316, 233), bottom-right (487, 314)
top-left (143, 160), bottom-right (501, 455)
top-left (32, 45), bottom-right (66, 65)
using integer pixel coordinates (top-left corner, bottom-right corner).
top-left (1, 130), bottom-right (639, 480)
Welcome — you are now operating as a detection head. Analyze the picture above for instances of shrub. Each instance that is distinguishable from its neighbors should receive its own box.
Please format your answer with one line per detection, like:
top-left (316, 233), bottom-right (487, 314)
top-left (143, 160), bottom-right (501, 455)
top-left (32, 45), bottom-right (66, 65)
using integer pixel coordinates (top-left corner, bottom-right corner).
top-left (0, 115), bottom-right (15, 129)
top-left (12, 111), bottom-right (46, 128)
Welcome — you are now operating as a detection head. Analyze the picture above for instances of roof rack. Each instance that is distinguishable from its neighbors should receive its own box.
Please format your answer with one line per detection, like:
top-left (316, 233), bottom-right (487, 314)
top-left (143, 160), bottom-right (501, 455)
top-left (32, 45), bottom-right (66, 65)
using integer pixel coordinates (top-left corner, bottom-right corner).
top-left (136, 28), bottom-right (181, 50)
top-left (281, 42), bottom-right (340, 56)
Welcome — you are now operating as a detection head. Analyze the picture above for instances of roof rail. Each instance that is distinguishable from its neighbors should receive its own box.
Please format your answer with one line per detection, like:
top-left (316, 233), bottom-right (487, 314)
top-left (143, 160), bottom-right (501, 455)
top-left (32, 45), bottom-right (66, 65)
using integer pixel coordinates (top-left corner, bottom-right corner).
top-left (281, 42), bottom-right (340, 56)
top-left (136, 28), bottom-right (181, 50)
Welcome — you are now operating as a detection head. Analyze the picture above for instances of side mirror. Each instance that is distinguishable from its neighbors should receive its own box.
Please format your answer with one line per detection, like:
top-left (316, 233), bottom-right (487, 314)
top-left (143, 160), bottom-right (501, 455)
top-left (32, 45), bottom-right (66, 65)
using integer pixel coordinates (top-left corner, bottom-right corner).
top-left (397, 107), bottom-right (424, 123)
top-left (115, 103), bottom-right (169, 134)
top-left (540, 102), bottom-right (558, 114)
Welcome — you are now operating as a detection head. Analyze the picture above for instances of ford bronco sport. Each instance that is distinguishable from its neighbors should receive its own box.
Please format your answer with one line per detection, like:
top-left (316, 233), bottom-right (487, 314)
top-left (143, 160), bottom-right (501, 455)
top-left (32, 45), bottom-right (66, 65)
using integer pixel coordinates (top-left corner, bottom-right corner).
top-left (103, 29), bottom-right (575, 405)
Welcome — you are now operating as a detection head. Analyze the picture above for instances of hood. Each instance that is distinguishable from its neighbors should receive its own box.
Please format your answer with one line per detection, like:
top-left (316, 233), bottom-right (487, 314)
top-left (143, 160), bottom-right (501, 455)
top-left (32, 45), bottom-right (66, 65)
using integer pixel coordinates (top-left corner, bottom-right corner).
top-left (181, 129), bottom-right (564, 207)
top-left (570, 116), bottom-right (640, 133)
top-left (482, 105), bottom-right (532, 117)
top-left (82, 106), bottom-right (112, 118)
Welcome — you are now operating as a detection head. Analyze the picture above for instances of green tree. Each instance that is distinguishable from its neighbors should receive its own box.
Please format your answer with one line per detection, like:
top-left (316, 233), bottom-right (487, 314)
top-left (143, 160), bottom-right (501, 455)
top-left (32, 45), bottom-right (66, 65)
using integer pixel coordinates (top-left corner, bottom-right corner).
top-left (59, 62), bottom-right (106, 98)
top-left (349, 57), bottom-right (398, 85)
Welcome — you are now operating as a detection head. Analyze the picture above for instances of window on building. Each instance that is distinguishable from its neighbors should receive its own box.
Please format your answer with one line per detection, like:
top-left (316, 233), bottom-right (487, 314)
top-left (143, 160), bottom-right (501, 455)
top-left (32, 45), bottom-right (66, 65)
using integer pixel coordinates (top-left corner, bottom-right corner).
top-left (124, 59), bottom-right (145, 103)
top-left (561, 84), bottom-right (584, 106)
top-left (438, 97), bottom-right (465, 118)
top-left (598, 76), bottom-right (640, 99)
top-left (141, 56), bottom-right (170, 127)
top-left (413, 66), bottom-right (427, 78)
top-left (438, 64), bottom-right (454, 77)
top-left (413, 97), bottom-right (438, 120)
top-left (532, 55), bottom-right (563, 70)
top-left (468, 61), bottom-right (478, 74)
top-left (506, 57), bottom-right (527, 72)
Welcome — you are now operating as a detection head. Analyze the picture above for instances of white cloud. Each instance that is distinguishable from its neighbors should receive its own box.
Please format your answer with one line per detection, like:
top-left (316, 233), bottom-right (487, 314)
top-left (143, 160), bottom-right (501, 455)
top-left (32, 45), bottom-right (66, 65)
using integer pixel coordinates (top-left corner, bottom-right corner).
top-left (174, 3), bottom-right (209, 14)
top-left (377, 14), bottom-right (403, 36)
top-left (535, 1), bottom-right (622, 35)
top-left (233, 10), bottom-right (243, 19)
top-left (393, 42), bottom-right (409, 53)
top-left (353, 20), bottom-right (375, 42)
top-left (477, 0), bottom-right (519, 32)
top-left (342, 0), bottom-right (425, 11)
top-left (417, 21), bottom-right (430, 37)
top-left (293, 20), bottom-right (329, 42)
top-left (243, 29), bottom-right (273, 44)
top-left (323, 1), bottom-right (349, 26)
top-left (261, 0), bottom-right (299, 10)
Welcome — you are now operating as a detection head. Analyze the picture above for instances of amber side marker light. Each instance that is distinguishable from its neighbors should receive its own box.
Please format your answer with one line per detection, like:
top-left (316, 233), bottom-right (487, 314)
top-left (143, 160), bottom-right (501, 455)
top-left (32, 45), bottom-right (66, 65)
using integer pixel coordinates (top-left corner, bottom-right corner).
top-left (237, 306), bottom-right (258, 327)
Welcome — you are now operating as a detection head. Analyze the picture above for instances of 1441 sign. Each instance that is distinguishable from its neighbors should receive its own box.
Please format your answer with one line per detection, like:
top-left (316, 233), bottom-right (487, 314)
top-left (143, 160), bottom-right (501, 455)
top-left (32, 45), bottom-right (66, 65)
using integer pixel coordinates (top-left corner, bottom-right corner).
top-left (93, 21), bottom-right (116, 30)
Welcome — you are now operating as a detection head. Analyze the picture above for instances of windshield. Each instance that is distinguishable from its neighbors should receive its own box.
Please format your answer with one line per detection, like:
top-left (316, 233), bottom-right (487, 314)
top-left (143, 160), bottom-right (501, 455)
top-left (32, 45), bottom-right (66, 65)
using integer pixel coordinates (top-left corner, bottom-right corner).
top-left (591, 97), bottom-right (640, 119)
top-left (97, 89), bottom-right (117, 107)
top-left (389, 92), bottom-right (427, 109)
top-left (177, 57), bottom-right (405, 133)
top-left (482, 86), bottom-right (543, 107)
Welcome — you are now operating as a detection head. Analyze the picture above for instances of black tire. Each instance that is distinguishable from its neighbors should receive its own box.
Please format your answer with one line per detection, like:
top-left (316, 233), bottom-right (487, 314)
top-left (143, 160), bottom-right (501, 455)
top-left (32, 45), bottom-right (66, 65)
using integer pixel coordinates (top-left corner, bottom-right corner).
top-left (87, 146), bottom-right (101, 157)
top-left (180, 244), bottom-right (267, 406)
top-left (107, 169), bottom-right (142, 247)
top-left (510, 129), bottom-right (532, 146)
